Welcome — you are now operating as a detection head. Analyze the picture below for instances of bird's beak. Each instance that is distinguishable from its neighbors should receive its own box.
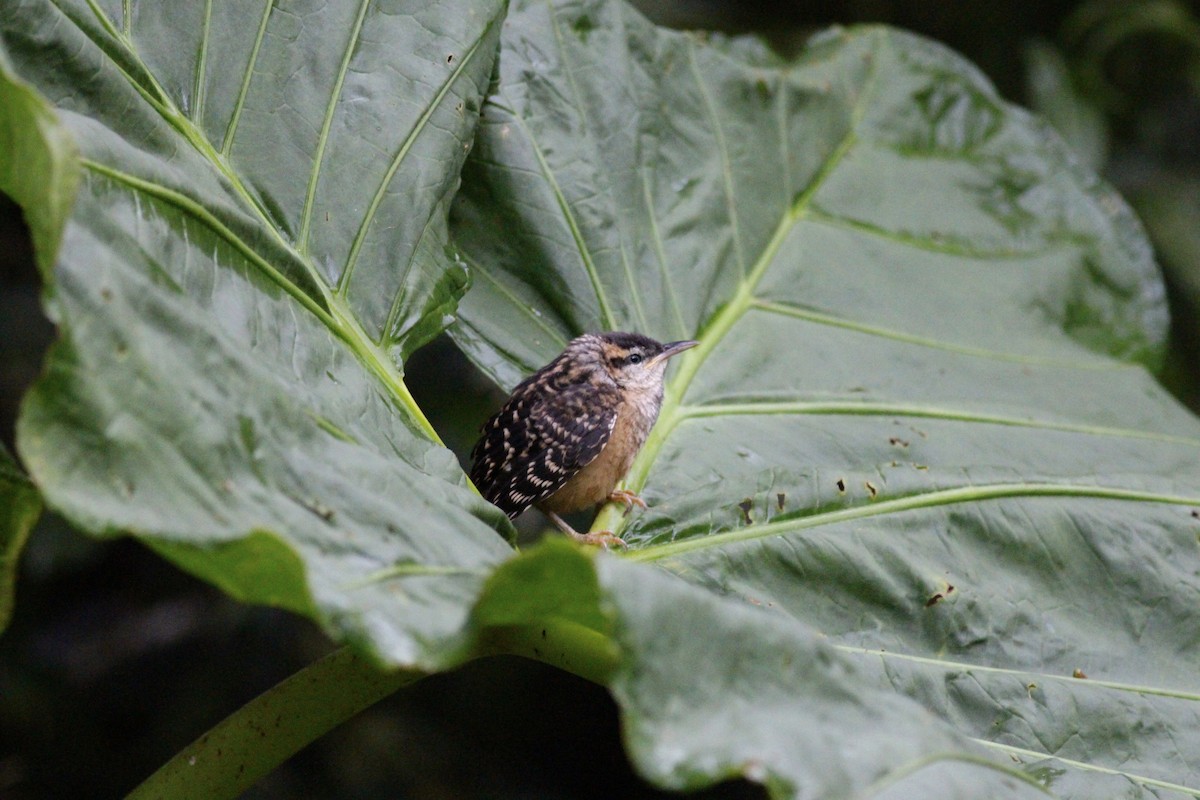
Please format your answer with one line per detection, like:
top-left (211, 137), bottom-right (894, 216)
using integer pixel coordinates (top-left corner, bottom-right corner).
top-left (651, 339), bottom-right (700, 365)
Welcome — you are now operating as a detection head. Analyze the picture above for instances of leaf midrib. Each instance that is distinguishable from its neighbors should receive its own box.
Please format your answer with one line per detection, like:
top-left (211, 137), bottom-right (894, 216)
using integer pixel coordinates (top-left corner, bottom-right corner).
top-left (78, 160), bottom-right (440, 443)
top-left (68, 0), bottom-right (502, 444)
top-left (590, 29), bottom-right (885, 537)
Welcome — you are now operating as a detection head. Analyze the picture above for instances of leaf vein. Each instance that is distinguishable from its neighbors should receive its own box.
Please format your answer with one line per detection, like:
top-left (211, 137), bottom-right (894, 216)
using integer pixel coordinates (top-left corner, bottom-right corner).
top-left (340, 20), bottom-right (492, 298)
top-left (65, 0), bottom-right (309, 266)
top-left (807, 208), bottom-right (1069, 259)
top-left (191, 0), bottom-right (213, 122)
top-left (838, 645), bottom-right (1200, 701)
top-left (80, 159), bottom-right (441, 442)
top-left (852, 751), bottom-right (1051, 800)
top-left (675, 401), bottom-right (1199, 446)
top-left (73, 0), bottom-right (172, 109)
top-left (776, 70), bottom-right (793, 205)
top-left (221, 0), bottom-right (274, 156)
top-left (627, 483), bottom-right (1200, 561)
top-left (641, 151), bottom-right (688, 339)
top-left (497, 92), bottom-right (618, 329)
top-left (297, 0), bottom-right (372, 253)
top-left (685, 37), bottom-right (745, 278)
top-left (377, 202), bottom-right (438, 347)
top-left (545, 0), bottom-right (647, 331)
top-left (750, 298), bottom-right (1127, 368)
top-left (457, 249), bottom-right (569, 348)
top-left (974, 740), bottom-right (1200, 797)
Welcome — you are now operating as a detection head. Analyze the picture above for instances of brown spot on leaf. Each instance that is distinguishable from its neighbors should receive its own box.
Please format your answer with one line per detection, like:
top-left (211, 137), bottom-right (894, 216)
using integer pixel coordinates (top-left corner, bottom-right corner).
top-left (776, 492), bottom-right (785, 511)
top-left (835, 478), bottom-right (846, 493)
top-left (738, 499), bottom-right (753, 524)
top-left (1072, 668), bottom-right (1088, 679)
top-left (864, 480), bottom-right (878, 499)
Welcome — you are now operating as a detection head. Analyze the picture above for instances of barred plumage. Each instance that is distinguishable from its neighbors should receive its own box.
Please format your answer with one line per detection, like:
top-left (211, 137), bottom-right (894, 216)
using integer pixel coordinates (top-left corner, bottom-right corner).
top-left (469, 332), bottom-right (698, 548)
top-left (470, 380), bottom-right (619, 517)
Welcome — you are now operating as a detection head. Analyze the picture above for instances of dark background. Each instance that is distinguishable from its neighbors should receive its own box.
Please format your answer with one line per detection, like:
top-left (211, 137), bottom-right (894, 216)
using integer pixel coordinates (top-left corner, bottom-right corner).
top-left (3, 1), bottom-right (1199, 797)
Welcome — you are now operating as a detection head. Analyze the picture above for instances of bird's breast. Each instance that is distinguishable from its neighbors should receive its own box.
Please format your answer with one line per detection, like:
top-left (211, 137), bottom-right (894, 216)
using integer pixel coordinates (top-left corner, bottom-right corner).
top-left (536, 394), bottom-right (661, 514)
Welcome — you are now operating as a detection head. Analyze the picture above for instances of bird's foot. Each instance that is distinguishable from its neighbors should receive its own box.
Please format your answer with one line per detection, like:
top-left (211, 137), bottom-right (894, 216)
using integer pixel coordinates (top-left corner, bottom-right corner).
top-left (545, 510), bottom-right (627, 550)
top-left (569, 529), bottom-right (627, 550)
top-left (607, 489), bottom-right (647, 517)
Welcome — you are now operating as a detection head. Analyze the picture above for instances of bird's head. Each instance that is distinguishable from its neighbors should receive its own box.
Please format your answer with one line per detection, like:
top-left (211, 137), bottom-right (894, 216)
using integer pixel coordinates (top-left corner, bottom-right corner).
top-left (566, 331), bottom-right (698, 392)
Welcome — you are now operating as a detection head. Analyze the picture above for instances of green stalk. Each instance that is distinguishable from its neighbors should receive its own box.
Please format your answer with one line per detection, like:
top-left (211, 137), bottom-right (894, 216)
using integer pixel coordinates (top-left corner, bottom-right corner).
top-left (125, 647), bottom-right (423, 800)
top-left (474, 618), bottom-right (621, 686)
top-left (124, 619), bottom-right (620, 799)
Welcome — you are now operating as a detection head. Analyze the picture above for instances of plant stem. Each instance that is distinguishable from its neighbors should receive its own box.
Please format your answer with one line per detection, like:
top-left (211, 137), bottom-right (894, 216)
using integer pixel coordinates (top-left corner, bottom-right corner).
top-left (125, 646), bottom-right (423, 800)
top-left (475, 619), bottom-right (621, 686)
top-left (124, 619), bottom-right (620, 799)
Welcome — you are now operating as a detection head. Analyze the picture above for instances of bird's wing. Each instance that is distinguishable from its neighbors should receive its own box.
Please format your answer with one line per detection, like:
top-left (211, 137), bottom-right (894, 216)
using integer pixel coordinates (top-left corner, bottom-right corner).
top-left (470, 382), bottom-right (619, 518)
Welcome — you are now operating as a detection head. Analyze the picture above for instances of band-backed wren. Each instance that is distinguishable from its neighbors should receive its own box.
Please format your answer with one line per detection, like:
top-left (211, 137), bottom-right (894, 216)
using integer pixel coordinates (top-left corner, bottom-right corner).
top-left (469, 332), bottom-right (698, 548)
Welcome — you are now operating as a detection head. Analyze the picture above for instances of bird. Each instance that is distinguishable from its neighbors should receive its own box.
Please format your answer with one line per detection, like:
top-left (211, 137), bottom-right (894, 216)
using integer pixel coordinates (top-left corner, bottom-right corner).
top-left (469, 332), bottom-right (698, 548)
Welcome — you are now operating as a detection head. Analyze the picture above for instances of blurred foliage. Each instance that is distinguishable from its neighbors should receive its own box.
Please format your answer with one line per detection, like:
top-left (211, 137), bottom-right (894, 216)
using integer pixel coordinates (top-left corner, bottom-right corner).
top-left (1023, 0), bottom-right (1200, 411)
top-left (3, 1), bottom-right (1200, 798)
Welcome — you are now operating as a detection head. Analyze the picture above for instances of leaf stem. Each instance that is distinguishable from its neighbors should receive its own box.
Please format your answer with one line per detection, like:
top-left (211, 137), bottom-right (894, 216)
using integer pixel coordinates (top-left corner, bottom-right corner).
top-left (124, 620), bottom-right (619, 799)
top-left (125, 647), bottom-right (424, 800)
top-left (474, 619), bottom-right (621, 686)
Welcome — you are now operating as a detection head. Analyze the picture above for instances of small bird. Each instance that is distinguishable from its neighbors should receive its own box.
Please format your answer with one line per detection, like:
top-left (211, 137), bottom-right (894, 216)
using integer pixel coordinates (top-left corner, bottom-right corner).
top-left (470, 332), bottom-right (698, 548)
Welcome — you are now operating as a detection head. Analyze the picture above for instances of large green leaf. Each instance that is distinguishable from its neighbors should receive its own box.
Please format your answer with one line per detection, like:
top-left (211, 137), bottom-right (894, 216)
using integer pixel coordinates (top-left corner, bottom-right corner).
top-left (451, 2), bottom-right (1200, 796)
top-left (3, 3), bottom-right (1029, 796)
top-left (5, 0), bottom-right (515, 666)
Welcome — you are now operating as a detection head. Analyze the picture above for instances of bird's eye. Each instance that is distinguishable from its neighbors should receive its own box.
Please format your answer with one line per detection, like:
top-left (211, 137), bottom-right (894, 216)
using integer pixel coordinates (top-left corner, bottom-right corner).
top-left (628, 353), bottom-right (643, 365)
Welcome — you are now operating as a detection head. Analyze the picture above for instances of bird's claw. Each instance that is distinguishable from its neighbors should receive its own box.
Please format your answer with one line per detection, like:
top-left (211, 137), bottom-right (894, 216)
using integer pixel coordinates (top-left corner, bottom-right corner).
top-left (607, 489), bottom-right (647, 517)
top-left (572, 530), bottom-right (627, 550)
